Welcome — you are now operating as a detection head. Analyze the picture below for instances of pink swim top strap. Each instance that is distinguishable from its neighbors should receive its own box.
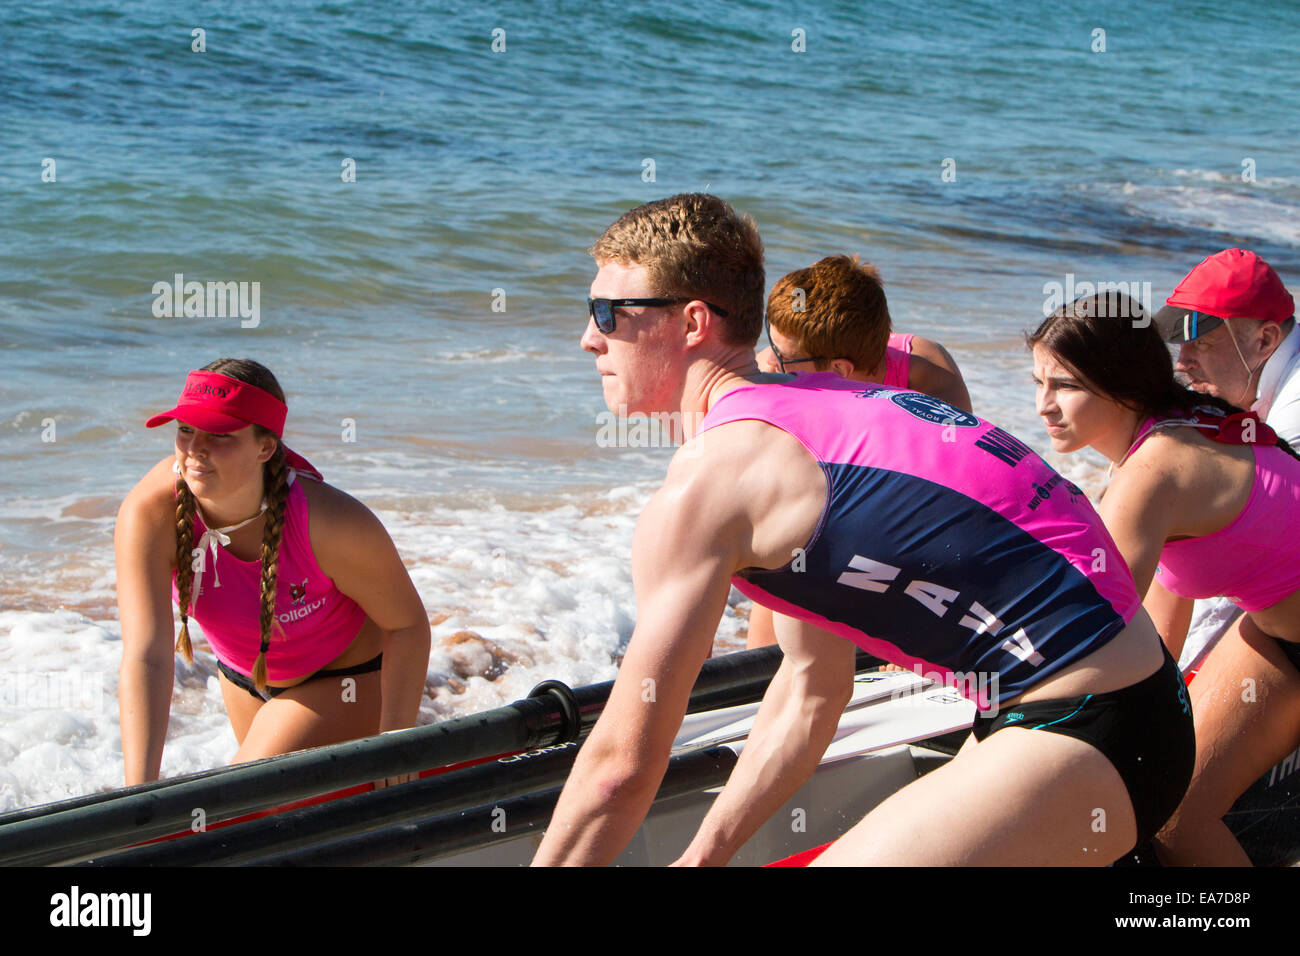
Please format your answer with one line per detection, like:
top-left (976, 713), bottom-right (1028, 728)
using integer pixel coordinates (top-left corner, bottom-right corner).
top-left (1116, 408), bottom-right (1276, 468)
top-left (882, 333), bottom-right (912, 389)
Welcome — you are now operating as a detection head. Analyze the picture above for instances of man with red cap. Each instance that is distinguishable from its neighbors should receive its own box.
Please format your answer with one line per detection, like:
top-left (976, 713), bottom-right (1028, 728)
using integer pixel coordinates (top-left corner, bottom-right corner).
top-left (1154, 248), bottom-right (1298, 443)
top-left (1153, 250), bottom-right (1299, 676)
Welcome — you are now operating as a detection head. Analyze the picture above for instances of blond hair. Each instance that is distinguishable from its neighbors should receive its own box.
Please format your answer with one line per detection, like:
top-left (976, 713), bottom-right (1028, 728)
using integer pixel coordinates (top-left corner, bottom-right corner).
top-left (591, 193), bottom-right (765, 346)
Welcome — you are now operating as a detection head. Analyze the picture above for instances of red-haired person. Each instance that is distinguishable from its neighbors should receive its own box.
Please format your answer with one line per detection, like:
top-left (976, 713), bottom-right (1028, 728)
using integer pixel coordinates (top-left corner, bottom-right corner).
top-left (115, 358), bottom-right (431, 785)
top-left (749, 255), bottom-right (972, 648)
top-left (1029, 294), bottom-right (1300, 865)
top-left (757, 255), bottom-right (970, 407)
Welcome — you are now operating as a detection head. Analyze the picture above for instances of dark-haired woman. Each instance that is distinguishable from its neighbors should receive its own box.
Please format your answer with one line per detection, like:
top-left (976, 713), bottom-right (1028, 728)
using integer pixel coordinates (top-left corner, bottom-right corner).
top-left (1029, 294), bottom-right (1300, 865)
top-left (115, 359), bottom-right (431, 785)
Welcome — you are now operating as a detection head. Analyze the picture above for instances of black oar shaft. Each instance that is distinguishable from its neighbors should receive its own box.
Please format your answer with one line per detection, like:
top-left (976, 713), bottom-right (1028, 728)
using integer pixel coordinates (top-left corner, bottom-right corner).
top-left (254, 746), bottom-right (740, 867)
top-left (3, 645), bottom-right (843, 866)
top-left (76, 647), bottom-right (820, 866)
top-left (0, 698), bottom-right (563, 867)
top-left (79, 741), bottom-right (584, 867)
top-left (0, 752), bottom-right (297, 829)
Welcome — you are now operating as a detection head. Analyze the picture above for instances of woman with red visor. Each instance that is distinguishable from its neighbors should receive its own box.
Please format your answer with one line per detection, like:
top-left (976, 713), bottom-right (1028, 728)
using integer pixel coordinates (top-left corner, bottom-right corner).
top-left (114, 358), bottom-right (430, 785)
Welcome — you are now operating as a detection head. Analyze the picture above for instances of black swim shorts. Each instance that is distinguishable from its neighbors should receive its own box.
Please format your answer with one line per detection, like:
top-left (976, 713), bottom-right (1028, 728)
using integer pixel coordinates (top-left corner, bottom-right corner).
top-left (970, 644), bottom-right (1195, 851)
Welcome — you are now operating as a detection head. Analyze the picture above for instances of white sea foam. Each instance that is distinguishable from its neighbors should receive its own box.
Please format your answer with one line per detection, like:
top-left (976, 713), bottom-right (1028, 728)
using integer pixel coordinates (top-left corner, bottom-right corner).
top-left (1078, 180), bottom-right (1300, 247)
top-left (433, 349), bottom-right (568, 364)
top-left (1168, 168), bottom-right (1296, 189)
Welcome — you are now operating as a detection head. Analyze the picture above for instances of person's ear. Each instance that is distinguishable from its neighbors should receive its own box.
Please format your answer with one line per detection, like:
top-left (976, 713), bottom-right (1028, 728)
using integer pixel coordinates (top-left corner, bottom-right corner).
top-left (1258, 321), bottom-right (1286, 355)
top-left (683, 300), bottom-right (718, 348)
top-left (259, 434), bottom-right (278, 464)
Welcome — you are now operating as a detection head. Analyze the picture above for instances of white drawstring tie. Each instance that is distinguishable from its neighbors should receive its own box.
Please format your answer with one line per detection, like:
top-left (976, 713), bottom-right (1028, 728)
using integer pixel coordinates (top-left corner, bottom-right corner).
top-left (173, 460), bottom-right (297, 598)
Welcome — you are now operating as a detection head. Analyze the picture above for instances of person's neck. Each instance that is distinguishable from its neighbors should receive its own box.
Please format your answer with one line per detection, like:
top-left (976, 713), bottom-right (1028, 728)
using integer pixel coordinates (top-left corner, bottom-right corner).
top-left (678, 349), bottom-right (770, 441)
top-left (196, 484), bottom-right (268, 531)
top-left (1097, 409), bottom-right (1149, 468)
top-left (1240, 378), bottom-right (1260, 410)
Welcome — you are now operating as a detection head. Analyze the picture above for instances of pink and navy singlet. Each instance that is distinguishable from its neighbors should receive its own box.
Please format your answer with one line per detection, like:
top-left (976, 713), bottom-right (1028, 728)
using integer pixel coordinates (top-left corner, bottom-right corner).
top-left (698, 373), bottom-right (1142, 708)
top-left (882, 332), bottom-right (912, 388)
top-left (171, 476), bottom-right (368, 681)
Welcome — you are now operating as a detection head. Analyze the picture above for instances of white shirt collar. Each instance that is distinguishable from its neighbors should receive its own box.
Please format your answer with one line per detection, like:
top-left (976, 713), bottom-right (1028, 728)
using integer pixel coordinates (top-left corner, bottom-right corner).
top-left (1253, 321), bottom-right (1300, 419)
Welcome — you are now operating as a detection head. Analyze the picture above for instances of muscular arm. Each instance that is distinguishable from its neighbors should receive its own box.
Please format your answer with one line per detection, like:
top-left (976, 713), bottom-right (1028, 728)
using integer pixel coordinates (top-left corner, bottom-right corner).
top-left (532, 462), bottom-right (743, 865)
top-left (908, 337), bottom-right (972, 413)
top-left (115, 461), bottom-right (180, 785)
top-left (675, 616), bottom-right (855, 866)
top-left (311, 489), bottom-right (431, 732)
top-left (534, 416), bottom-right (826, 866)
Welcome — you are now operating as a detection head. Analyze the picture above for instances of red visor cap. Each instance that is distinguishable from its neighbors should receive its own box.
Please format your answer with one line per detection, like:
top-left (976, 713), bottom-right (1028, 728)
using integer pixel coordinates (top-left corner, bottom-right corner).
top-left (145, 371), bottom-right (288, 436)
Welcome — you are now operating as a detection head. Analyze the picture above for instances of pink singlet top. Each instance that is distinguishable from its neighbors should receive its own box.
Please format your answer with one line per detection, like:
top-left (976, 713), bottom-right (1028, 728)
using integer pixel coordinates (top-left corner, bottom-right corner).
top-left (1133, 413), bottom-right (1300, 612)
top-left (882, 333), bottom-right (913, 388)
top-left (171, 474), bottom-right (368, 680)
top-left (699, 373), bottom-right (1140, 707)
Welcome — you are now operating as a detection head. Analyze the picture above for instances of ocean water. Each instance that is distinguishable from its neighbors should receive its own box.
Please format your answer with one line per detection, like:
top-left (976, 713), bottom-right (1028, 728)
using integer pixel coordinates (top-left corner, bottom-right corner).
top-left (1, 0), bottom-right (1298, 808)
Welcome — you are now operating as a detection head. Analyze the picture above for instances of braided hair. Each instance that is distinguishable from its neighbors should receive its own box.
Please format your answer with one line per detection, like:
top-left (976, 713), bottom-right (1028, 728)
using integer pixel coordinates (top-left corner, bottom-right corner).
top-left (172, 358), bottom-right (292, 693)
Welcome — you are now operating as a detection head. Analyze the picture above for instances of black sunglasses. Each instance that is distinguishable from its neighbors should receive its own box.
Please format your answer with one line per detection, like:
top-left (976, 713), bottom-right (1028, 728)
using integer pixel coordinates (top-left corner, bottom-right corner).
top-left (587, 297), bottom-right (729, 334)
top-left (765, 319), bottom-right (828, 373)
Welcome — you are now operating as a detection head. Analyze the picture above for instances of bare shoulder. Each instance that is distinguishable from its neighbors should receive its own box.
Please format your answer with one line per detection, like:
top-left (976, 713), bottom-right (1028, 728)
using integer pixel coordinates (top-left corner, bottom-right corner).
top-left (1136, 424), bottom-right (1256, 486)
top-left (1111, 428), bottom-right (1232, 509)
top-left (118, 457), bottom-right (180, 526)
top-left (673, 418), bottom-right (821, 503)
top-left (300, 476), bottom-right (407, 572)
top-left (906, 336), bottom-right (972, 412)
top-left (1124, 426), bottom-right (1216, 475)
top-left (298, 476), bottom-right (365, 516)
top-left (663, 418), bottom-right (825, 569)
top-left (1114, 425), bottom-right (1257, 540)
top-left (298, 477), bottom-right (385, 539)
top-left (115, 457), bottom-right (182, 572)
top-left (1112, 430), bottom-right (1185, 489)
top-left (908, 335), bottom-right (960, 374)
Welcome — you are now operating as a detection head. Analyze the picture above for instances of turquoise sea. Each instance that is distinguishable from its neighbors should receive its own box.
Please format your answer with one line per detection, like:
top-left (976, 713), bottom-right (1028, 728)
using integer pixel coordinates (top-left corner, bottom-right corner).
top-left (0, 0), bottom-right (1297, 805)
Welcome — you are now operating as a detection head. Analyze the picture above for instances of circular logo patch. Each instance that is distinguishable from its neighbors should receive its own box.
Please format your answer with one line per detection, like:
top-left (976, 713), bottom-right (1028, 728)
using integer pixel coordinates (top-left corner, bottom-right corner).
top-left (889, 392), bottom-right (980, 427)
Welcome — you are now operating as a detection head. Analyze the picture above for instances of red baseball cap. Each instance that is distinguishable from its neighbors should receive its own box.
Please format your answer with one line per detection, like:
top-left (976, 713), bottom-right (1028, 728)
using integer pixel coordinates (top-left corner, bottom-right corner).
top-left (146, 370), bottom-right (288, 436)
top-left (1154, 249), bottom-right (1294, 343)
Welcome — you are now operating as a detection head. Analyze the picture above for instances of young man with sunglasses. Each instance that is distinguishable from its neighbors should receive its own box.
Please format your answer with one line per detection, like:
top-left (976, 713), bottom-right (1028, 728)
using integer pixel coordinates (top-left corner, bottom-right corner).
top-left (760, 254), bottom-right (971, 414)
top-left (533, 193), bottom-right (1190, 867)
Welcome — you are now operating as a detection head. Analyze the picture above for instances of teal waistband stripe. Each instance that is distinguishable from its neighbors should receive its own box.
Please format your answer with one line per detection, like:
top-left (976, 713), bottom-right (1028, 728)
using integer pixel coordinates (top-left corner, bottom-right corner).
top-left (1031, 695), bottom-right (1093, 730)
